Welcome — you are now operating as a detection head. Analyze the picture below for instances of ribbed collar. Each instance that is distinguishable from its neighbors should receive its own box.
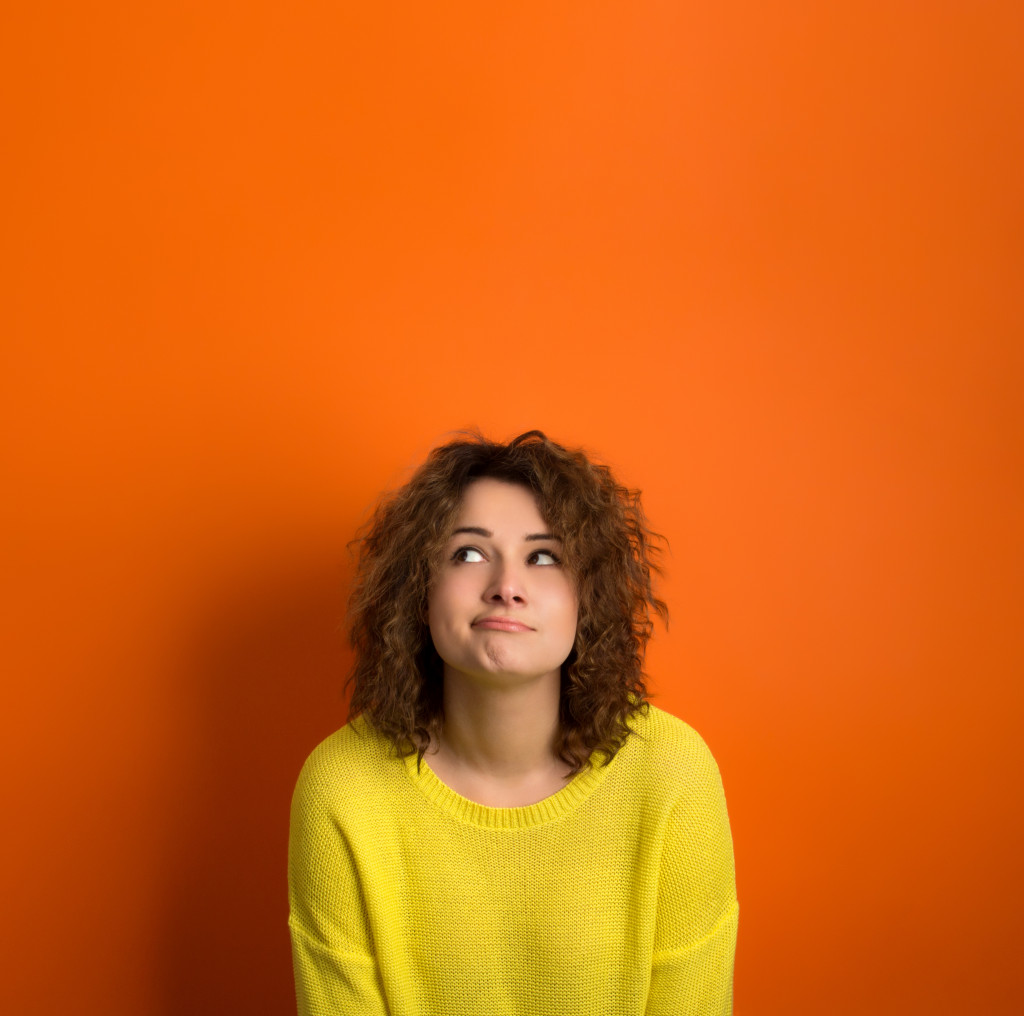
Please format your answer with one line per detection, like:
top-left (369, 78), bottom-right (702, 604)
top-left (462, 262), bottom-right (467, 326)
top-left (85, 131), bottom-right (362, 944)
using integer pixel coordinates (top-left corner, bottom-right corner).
top-left (402, 749), bottom-right (615, 830)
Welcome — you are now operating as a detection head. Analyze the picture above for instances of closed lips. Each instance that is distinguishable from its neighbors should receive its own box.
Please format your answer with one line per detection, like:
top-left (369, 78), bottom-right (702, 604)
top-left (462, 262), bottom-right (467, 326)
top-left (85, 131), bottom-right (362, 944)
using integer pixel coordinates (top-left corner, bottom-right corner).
top-left (472, 617), bottom-right (534, 632)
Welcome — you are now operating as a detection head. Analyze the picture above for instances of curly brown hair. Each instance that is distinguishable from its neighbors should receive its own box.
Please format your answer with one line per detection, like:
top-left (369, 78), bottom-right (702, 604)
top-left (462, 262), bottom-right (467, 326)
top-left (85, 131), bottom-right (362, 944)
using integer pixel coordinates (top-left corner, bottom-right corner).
top-left (345, 430), bottom-right (667, 775)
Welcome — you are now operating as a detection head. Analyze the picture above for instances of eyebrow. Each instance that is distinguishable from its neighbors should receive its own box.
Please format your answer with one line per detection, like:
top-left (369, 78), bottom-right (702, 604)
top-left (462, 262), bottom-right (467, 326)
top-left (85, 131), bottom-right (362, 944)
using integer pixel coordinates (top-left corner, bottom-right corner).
top-left (451, 526), bottom-right (561, 542)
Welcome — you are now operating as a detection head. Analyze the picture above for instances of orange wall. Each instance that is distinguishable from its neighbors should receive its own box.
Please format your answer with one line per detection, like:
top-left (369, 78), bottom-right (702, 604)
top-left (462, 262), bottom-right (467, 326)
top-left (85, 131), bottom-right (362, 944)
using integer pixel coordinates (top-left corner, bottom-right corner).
top-left (3, 3), bottom-right (1021, 1013)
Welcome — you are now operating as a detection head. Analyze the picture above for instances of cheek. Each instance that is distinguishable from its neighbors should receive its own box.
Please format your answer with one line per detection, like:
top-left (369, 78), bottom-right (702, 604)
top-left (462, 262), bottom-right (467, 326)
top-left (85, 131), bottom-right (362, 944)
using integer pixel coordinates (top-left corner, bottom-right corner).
top-left (552, 581), bottom-right (580, 630)
top-left (425, 588), bottom-right (444, 629)
top-left (558, 589), bottom-right (578, 621)
top-left (427, 573), bottom-right (470, 625)
top-left (558, 574), bottom-right (579, 613)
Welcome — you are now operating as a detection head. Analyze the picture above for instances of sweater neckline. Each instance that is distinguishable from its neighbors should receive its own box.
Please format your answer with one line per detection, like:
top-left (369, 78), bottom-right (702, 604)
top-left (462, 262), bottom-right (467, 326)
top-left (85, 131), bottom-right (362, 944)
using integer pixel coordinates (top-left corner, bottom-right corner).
top-left (402, 749), bottom-right (613, 829)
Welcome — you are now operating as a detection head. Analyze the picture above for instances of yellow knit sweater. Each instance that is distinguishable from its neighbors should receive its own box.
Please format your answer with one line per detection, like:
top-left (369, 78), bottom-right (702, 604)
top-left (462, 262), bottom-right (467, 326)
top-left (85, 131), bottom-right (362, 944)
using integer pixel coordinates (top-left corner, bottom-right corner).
top-left (288, 704), bottom-right (738, 1015)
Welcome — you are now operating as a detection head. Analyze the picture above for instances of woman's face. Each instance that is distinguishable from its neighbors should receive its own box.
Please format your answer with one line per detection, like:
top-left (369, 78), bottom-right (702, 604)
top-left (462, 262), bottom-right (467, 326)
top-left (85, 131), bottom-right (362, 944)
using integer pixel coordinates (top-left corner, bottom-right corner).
top-left (427, 478), bottom-right (579, 689)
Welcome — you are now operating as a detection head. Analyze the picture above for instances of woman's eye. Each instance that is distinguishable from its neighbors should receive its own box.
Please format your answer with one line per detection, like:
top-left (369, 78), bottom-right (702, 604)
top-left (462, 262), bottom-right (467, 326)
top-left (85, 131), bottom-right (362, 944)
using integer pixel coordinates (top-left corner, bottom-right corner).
top-left (528, 550), bottom-right (560, 566)
top-left (452, 547), bottom-right (485, 563)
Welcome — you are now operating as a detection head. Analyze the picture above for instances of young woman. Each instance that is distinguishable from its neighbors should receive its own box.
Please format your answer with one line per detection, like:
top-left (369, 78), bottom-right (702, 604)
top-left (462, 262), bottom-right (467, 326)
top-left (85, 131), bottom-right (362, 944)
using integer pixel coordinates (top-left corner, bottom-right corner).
top-left (288, 431), bottom-right (738, 1015)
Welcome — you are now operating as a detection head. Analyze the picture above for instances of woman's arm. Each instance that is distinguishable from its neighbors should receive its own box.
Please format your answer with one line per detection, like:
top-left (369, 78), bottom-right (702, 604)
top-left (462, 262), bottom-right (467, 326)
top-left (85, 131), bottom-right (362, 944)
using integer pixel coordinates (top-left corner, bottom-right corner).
top-left (288, 762), bottom-right (388, 1016)
top-left (645, 746), bottom-right (739, 1016)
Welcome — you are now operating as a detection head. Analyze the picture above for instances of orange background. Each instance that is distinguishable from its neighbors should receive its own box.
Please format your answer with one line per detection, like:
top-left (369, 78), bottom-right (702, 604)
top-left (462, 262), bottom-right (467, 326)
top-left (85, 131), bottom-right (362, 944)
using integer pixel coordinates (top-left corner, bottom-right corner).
top-left (3, 3), bottom-right (1022, 1013)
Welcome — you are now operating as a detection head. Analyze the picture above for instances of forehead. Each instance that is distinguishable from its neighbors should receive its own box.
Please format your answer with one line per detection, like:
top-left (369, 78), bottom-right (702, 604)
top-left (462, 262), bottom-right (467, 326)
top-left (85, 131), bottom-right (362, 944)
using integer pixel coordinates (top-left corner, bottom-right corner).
top-left (450, 478), bottom-right (550, 532)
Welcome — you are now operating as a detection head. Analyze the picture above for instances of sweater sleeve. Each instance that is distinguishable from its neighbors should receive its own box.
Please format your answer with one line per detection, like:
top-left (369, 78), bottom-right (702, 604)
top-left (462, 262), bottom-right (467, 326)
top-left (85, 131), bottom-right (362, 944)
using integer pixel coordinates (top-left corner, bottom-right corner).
top-left (645, 741), bottom-right (739, 1016)
top-left (287, 755), bottom-right (389, 1016)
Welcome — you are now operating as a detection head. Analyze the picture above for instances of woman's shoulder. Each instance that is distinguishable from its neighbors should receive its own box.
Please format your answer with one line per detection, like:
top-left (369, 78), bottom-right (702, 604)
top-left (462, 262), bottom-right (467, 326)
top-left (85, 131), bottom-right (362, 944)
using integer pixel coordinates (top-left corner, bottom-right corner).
top-left (619, 703), bottom-right (727, 802)
top-left (627, 702), bottom-right (719, 758)
top-left (293, 714), bottom-right (401, 807)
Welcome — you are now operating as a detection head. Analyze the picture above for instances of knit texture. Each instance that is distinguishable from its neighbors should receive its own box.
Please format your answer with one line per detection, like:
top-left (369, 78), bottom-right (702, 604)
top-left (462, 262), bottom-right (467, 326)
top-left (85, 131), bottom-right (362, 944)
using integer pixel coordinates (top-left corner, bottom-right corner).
top-left (288, 704), bottom-right (738, 1016)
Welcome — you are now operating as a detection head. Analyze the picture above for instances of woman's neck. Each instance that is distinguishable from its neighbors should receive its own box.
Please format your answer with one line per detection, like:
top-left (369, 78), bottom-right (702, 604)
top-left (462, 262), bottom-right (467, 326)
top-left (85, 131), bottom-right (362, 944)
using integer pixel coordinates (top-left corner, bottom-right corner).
top-left (427, 667), bottom-right (572, 803)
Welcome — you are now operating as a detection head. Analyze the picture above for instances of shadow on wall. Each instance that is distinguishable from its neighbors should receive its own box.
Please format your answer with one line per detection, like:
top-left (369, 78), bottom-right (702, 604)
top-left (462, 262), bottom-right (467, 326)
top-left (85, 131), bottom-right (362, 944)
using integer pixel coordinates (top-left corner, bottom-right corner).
top-left (157, 553), bottom-right (355, 1015)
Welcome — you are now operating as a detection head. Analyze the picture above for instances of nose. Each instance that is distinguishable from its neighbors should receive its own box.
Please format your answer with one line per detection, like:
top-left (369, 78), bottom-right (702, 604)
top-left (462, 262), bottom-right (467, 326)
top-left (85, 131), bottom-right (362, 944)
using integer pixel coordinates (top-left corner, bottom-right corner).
top-left (485, 559), bottom-right (526, 605)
